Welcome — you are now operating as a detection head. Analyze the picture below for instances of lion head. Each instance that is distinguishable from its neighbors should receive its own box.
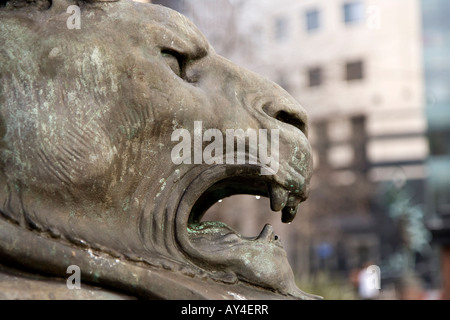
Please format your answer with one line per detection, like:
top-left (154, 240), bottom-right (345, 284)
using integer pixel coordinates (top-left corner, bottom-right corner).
top-left (0, 0), bottom-right (316, 299)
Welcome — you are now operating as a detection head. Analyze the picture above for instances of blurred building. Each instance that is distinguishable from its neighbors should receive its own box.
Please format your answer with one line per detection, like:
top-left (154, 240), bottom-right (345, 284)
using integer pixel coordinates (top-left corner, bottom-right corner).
top-left (240, 0), bottom-right (432, 296)
top-left (421, 0), bottom-right (450, 300)
top-left (149, 0), bottom-right (442, 297)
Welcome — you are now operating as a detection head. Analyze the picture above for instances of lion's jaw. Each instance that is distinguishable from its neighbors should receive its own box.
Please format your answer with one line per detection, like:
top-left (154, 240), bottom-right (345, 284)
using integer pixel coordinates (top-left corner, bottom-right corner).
top-left (0, 0), bottom-right (316, 299)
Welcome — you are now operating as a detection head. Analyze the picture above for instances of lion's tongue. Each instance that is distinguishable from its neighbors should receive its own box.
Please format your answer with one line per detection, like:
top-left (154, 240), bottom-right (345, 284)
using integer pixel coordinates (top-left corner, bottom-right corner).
top-left (188, 221), bottom-right (279, 246)
top-left (188, 221), bottom-right (240, 243)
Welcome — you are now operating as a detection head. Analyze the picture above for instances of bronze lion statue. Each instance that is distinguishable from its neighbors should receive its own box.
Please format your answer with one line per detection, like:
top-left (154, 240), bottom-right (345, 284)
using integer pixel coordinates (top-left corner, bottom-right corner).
top-left (0, 0), bottom-right (316, 299)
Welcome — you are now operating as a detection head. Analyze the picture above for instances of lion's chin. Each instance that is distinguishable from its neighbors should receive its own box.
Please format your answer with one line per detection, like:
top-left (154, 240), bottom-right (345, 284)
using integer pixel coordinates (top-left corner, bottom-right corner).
top-left (173, 164), bottom-right (319, 299)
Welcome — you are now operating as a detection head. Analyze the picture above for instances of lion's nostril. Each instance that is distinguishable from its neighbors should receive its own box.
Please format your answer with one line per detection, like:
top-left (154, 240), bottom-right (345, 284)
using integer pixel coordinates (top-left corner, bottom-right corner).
top-left (262, 102), bottom-right (308, 137)
top-left (274, 110), bottom-right (307, 136)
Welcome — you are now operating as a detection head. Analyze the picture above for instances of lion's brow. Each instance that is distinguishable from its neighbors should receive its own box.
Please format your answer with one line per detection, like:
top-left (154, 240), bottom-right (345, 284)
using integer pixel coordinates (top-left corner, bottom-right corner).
top-left (156, 26), bottom-right (208, 60)
top-left (146, 6), bottom-right (210, 58)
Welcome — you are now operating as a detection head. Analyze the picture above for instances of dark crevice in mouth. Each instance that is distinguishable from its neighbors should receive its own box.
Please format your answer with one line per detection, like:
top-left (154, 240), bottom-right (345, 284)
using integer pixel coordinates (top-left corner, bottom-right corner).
top-left (188, 176), bottom-right (269, 227)
top-left (187, 176), bottom-right (273, 244)
top-left (186, 173), bottom-right (303, 248)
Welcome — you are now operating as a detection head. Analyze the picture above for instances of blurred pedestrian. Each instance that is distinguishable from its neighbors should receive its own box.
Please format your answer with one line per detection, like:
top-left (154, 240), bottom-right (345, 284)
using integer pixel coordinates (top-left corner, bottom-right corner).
top-left (357, 262), bottom-right (380, 300)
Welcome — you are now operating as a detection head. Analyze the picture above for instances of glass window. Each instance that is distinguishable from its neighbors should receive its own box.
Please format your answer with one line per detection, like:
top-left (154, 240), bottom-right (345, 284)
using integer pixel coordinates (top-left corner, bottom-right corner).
top-left (429, 130), bottom-right (450, 156)
top-left (306, 9), bottom-right (320, 32)
top-left (343, 1), bottom-right (364, 24)
top-left (308, 67), bottom-right (323, 87)
top-left (345, 61), bottom-right (364, 81)
top-left (275, 17), bottom-right (289, 41)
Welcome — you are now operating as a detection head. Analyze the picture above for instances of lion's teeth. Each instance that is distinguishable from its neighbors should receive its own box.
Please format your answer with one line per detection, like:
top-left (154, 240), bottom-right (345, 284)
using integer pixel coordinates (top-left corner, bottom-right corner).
top-left (268, 184), bottom-right (289, 212)
top-left (269, 184), bottom-right (301, 222)
top-left (281, 205), bottom-right (298, 223)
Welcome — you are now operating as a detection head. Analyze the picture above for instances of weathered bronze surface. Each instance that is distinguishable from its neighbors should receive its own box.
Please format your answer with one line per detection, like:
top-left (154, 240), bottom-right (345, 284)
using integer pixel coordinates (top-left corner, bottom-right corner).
top-left (0, 0), bottom-right (317, 299)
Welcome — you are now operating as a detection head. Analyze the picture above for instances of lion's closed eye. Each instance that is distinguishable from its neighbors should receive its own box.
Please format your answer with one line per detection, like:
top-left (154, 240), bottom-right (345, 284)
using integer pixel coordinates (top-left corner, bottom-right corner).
top-left (161, 49), bottom-right (184, 78)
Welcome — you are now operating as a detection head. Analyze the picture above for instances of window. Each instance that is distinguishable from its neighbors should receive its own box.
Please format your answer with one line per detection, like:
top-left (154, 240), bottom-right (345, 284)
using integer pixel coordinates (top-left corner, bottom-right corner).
top-left (275, 17), bottom-right (289, 41)
top-left (308, 67), bottom-right (323, 87)
top-left (151, 0), bottom-right (186, 13)
top-left (429, 130), bottom-right (450, 156)
top-left (306, 9), bottom-right (320, 32)
top-left (345, 61), bottom-right (364, 81)
top-left (343, 1), bottom-right (364, 25)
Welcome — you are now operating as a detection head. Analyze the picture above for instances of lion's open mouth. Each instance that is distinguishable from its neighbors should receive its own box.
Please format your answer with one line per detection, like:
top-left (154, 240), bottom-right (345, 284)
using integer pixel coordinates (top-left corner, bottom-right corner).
top-left (174, 164), bottom-right (308, 258)
top-left (187, 175), bottom-right (304, 248)
top-left (171, 163), bottom-right (315, 298)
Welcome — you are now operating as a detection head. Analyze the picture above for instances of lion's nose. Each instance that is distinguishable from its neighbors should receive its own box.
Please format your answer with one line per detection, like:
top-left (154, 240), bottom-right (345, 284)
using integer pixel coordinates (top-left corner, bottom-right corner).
top-left (261, 99), bottom-right (309, 138)
top-left (217, 55), bottom-right (309, 137)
